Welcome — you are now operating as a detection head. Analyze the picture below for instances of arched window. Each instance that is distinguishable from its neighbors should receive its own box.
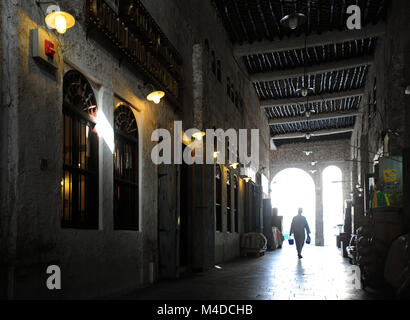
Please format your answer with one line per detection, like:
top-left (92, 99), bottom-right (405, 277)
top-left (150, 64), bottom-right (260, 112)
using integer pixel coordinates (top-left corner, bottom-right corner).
top-left (227, 168), bottom-right (232, 232)
top-left (114, 102), bottom-right (139, 230)
top-left (215, 165), bottom-right (222, 231)
top-left (234, 175), bottom-right (239, 233)
top-left (62, 70), bottom-right (99, 228)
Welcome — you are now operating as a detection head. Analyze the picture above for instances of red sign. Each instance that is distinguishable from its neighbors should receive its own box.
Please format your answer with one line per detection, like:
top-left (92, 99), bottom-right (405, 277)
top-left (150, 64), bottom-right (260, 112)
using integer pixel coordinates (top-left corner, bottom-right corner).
top-left (45, 39), bottom-right (56, 57)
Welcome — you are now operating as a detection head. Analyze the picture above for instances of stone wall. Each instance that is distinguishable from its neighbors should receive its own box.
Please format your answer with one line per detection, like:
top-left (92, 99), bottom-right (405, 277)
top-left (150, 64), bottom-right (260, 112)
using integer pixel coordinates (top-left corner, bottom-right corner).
top-left (0, 0), bottom-right (270, 298)
top-left (350, 0), bottom-right (410, 225)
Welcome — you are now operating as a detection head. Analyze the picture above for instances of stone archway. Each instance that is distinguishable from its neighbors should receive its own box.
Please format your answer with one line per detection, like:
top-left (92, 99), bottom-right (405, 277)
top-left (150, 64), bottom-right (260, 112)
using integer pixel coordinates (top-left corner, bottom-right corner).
top-left (270, 168), bottom-right (317, 244)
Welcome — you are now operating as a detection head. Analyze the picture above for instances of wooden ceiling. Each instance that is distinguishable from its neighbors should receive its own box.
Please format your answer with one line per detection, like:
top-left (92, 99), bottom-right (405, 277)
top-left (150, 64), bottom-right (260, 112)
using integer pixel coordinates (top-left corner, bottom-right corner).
top-left (212, 0), bottom-right (391, 145)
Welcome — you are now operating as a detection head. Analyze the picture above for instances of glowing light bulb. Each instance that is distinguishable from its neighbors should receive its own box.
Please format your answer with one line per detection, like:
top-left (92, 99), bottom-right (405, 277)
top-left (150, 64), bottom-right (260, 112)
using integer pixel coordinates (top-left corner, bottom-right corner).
top-left (229, 163), bottom-right (239, 169)
top-left (301, 88), bottom-right (308, 97)
top-left (213, 151), bottom-right (220, 159)
top-left (55, 14), bottom-right (67, 34)
top-left (192, 131), bottom-right (205, 141)
top-left (289, 16), bottom-right (299, 30)
top-left (306, 111), bottom-right (311, 118)
top-left (244, 177), bottom-right (251, 183)
top-left (147, 91), bottom-right (165, 104)
top-left (45, 10), bottom-right (75, 34)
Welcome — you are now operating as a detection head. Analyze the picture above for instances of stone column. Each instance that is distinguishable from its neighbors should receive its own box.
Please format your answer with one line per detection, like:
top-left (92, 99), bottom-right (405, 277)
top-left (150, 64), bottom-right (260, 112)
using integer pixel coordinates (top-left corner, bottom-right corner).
top-left (314, 173), bottom-right (324, 246)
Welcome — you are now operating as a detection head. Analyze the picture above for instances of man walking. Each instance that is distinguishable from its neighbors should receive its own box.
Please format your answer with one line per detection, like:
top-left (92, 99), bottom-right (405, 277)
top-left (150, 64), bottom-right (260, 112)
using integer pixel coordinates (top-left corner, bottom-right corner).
top-left (290, 208), bottom-right (311, 259)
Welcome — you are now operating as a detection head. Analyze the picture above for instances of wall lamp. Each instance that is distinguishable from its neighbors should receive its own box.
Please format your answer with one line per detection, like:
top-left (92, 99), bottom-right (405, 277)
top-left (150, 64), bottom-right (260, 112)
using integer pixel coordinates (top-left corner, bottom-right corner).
top-left (138, 83), bottom-right (165, 104)
top-left (36, 2), bottom-right (75, 34)
top-left (192, 131), bottom-right (205, 141)
top-left (147, 85), bottom-right (165, 104)
top-left (405, 85), bottom-right (410, 95)
top-left (147, 90), bottom-right (165, 104)
top-left (229, 162), bottom-right (240, 169)
top-left (243, 177), bottom-right (251, 183)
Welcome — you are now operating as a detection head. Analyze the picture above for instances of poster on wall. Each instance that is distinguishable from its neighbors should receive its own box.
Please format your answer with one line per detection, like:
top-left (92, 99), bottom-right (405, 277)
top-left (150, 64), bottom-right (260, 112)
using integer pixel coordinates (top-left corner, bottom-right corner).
top-left (377, 157), bottom-right (403, 207)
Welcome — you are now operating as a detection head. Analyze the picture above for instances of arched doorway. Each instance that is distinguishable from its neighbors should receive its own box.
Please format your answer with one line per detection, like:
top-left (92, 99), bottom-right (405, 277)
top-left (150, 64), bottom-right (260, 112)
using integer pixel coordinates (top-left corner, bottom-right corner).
top-left (271, 168), bottom-right (316, 242)
top-left (322, 166), bottom-right (344, 246)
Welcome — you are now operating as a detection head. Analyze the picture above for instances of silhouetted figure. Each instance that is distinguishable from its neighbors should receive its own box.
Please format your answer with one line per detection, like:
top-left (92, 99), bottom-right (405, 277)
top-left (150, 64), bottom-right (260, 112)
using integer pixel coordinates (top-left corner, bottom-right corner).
top-left (290, 208), bottom-right (311, 259)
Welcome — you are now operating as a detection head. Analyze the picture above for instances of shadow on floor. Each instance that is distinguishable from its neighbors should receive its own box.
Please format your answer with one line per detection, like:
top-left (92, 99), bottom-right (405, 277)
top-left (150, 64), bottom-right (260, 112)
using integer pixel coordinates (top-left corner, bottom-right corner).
top-left (118, 245), bottom-right (393, 300)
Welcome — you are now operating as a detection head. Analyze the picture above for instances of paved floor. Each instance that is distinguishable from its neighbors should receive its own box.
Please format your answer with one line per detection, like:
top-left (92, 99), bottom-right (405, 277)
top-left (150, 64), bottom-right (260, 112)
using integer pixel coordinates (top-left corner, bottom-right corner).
top-left (122, 244), bottom-right (386, 300)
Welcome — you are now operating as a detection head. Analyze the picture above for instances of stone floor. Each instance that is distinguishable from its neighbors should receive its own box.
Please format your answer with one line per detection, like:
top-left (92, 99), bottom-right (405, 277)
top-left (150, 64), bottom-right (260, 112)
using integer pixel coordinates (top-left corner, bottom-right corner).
top-left (121, 244), bottom-right (388, 300)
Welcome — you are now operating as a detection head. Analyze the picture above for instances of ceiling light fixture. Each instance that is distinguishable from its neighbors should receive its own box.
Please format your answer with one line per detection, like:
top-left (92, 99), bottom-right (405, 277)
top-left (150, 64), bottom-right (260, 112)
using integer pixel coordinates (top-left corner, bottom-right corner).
top-left (304, 106), bottom-right (316, 118)
top-left (296, 87), bottom-right (314, 97)
top-left (305, 133), bottom-right (312, 140)
top-left (280, 12), bottom-right (307, 30)
top-left (303, 150), bottom-right (313, 156)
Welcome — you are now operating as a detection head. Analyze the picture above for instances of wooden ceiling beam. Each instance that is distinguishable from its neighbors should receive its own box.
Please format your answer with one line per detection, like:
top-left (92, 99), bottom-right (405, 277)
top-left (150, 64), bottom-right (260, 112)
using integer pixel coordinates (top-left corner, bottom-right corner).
top-left (272, 127), bottom-right (354, 140)
top-left (261, 88), bottom-right (364, 109)
top-left (251, 56), bottom-right (372, 82)
top-left (234, 23), bottom-right (385, 56)
top-left (269, 110), bottom-right (360, 125)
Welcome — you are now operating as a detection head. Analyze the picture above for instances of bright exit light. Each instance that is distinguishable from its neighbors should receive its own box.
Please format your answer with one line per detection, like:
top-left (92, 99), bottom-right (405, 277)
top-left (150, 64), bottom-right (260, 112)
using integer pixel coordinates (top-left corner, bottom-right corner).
top-left (96, 111), bottom-right (114, 153)
top-left (270, 168), bottom-right (315, 237)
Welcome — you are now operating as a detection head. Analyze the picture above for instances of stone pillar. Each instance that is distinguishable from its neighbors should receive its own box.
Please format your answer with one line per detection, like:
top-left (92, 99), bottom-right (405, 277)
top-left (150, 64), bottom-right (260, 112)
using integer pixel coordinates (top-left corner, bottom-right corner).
top-left (314, 173), bottom-right (324, 246)
top-left (192, 43), bottom-right (203, 131)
